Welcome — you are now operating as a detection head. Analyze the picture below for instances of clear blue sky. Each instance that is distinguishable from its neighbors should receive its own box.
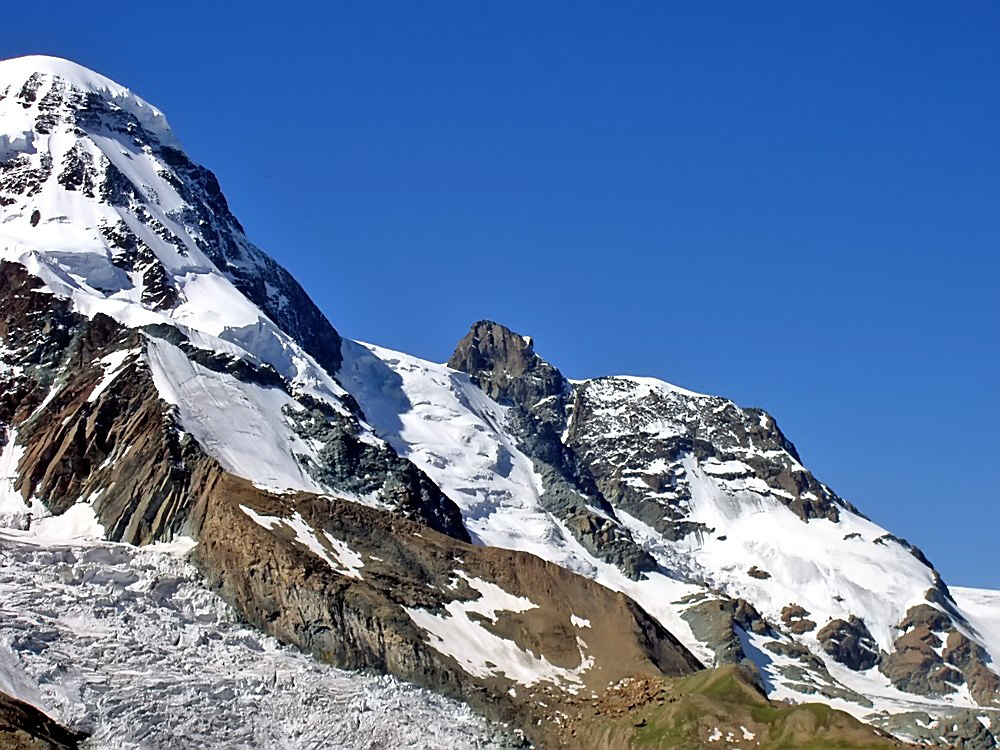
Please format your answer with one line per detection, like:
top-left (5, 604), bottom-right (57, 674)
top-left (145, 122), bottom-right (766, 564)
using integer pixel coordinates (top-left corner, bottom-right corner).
top-left (4, 2), bottom-right (997, 586)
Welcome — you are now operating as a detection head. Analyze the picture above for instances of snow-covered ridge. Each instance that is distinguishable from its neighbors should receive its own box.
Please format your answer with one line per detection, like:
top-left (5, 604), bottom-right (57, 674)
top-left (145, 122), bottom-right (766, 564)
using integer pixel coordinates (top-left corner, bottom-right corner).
top-left (0, 55), bottom-right (363, 496)
top-left (339, 334), bottom-right (1000, 735)
top-left (0, 53), bottom-right (342, 384)
top-left (0, 55), bottom-right (176, 145)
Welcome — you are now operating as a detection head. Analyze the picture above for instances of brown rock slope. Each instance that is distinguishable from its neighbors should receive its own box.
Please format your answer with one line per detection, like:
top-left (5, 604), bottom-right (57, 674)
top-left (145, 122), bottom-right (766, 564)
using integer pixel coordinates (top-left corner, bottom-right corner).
top-left (0, 692), bottom-right (85, 750)
top-left (193, 476), bottom-right (703, 739)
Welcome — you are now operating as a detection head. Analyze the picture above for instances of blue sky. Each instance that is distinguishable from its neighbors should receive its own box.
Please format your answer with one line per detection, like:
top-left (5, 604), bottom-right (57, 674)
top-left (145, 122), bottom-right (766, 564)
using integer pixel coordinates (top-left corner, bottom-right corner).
top-left (4, 2), bottom-right (997, 586)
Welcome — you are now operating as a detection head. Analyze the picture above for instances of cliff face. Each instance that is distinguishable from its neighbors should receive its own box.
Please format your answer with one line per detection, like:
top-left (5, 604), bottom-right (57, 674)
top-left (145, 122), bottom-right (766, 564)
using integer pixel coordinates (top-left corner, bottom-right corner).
top-left (0, 691), bottom-right (85, 750)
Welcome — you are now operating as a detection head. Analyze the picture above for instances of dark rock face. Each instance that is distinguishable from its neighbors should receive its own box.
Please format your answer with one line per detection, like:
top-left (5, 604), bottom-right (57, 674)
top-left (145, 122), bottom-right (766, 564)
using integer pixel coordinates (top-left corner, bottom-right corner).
top-left (943, 630), bottom-right (1000, 706)
top-left (284, 403), bottom-right (470, 541)
top-left (563, 375), bottom-right (846, 536)
top-left (0, 692), bottom-right (86, 750)
top-left (879, 605), bottom-right (964, 698)
top-left (817, 616), bottom-right (880, 671)
top-left (879, 604), bottom-right (1000, 705)
top-left (762, 640), bottom-right (874, 708)
top-left (680, 596), bottom-right (769, 667)
top-left (0, 69), bottom-right (343, 375)
top-left (931, 713), bottom-right (997, 749)
top-left (878, 710), bottom-right (998, 749)
top-left (449, 321), bottom-right (656, 579)
top-left (448, 321), bottom-right (565, 412)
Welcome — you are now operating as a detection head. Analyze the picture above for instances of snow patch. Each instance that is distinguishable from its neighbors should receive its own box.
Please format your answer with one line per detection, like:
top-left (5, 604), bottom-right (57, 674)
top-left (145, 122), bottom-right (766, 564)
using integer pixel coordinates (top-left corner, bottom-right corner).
top-left (0, 428), bottom-right (28, 524)
top-left (86, 349), bottom-right (135, 403)
top-left (148, 338), bottom-right (325, 495)
top-left (405, 572), bottom-right (593, 691)
top-left (29, 503), bottom-right (105, 543)
top-left (239, 506), bottom-right (364, 580)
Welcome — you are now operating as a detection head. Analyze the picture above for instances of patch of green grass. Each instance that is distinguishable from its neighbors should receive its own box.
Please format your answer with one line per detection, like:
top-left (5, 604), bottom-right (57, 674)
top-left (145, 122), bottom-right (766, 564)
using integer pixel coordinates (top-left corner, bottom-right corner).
top-left (592, 667), bottom-right (900, 750)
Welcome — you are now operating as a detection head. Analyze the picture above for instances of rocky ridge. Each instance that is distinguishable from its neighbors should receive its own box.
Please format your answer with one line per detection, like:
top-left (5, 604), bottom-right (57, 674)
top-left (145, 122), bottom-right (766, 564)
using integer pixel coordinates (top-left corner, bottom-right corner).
top-left (355, 320), bottom-right (1000, 744)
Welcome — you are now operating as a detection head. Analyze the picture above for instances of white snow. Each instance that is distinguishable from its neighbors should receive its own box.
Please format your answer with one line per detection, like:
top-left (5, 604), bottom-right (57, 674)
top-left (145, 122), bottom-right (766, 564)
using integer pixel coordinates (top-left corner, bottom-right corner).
top-left (145, 535), bottom-right (198, 556)
top-left (0, 56), bottom-right (177, 145)
top-left (700, 458), bottom-right (752, 477)
top-left (608, 375), bottom-right (709, 400)
top-left (148, 338), bottom-right (325, 495)
top-left (0, 428), bottom-right (28, 522)
top-left (677, 454), bottom-right (938, 652)
top-left (338, 341), bottom-right (555, 556)
top-left (570, 615), bottom-right (591, 629)
top-left (0, 529), bottom-right (512, 749)
top-left (405, 572), bottom-right (593, 691)
top-left (239, 506), bottom-right (364, 580)
top-left (29, 503), bottom-right (105, 542)
top-left (86, 349), bottom-right (135, 403)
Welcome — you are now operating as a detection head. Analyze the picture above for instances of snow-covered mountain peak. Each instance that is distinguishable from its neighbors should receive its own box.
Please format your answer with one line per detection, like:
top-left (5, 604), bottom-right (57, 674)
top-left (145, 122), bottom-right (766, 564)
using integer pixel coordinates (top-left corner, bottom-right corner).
top-left (344, 319), bottom-right (1000, 733)
top-left (0, 52), bottom-right (344, 383)
top-left (0, 55), bottom-right (176, 146)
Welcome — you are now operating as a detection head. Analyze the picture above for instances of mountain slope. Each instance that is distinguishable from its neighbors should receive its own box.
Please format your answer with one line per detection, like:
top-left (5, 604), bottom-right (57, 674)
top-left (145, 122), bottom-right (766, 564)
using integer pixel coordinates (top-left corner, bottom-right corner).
top-left (341, 322), bottom-right (1000, 747)
top-left (0, 55), bottom-right (706, 748)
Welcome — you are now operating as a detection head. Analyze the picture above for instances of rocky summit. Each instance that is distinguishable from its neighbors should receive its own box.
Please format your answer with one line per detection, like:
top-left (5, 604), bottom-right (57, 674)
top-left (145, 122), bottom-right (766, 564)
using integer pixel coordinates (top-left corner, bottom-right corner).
top-left (0, 56), bottom-right (997, 749)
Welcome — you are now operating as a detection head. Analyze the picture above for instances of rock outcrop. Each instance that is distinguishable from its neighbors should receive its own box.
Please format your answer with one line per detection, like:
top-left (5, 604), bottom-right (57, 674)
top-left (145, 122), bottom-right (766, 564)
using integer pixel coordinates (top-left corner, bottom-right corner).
top-left (0, 692), bottom-right (85, 750)
top-left (449, 321), bottom-right (657, 579)
top-left (817, 616), bottom-right (880, 671)
top-left (781, 604), bottom-right (817, 635)
top-left (679, 595), bottom-right (769, 668)
top-left (880, 604), bottom-right (1000, 706)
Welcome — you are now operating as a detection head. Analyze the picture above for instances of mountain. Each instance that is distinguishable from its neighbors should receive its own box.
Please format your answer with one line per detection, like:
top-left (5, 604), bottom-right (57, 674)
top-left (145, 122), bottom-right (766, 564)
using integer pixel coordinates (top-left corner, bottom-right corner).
top-left (343, 324), bottom-right (1000, 740)
top-left (0, 56), bottom-right (996, 749)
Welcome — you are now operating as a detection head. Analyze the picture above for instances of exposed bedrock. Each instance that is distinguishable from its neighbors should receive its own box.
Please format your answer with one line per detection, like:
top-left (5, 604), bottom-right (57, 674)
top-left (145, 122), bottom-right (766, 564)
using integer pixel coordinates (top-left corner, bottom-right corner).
top-left (0, 692), bottom-right (86, 750)
top-left (816, 615), bottom-right (881, 671)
